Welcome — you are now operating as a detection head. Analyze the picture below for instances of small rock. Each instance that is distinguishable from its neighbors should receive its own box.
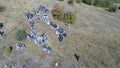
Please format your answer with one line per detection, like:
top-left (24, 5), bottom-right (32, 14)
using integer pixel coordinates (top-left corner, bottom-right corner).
top-left (55, 62), bottom-right (58, 67)
top-left (4, 65), bottom-right (8, 68)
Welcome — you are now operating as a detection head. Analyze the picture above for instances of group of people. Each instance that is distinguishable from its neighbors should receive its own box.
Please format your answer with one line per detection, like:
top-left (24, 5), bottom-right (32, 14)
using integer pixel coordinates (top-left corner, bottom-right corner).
top-left (25, 4), bottom-right (67, 42)
top-left (34, 33), bottom-right (48, 46)
top-left (24, 5), bottom-right (48, 46)
top-left (24, 5), bottom-right (51, 53)
top-left (38, 5), bottom-right (67, 42)
top-left (23, 4), bottom-right (67, 53)
top-left (24, 11), bottom-right (37, 41)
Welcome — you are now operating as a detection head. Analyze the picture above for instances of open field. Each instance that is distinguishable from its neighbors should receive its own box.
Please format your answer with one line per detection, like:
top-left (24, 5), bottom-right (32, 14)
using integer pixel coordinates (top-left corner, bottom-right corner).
top-left (0, 0), bottom-right (120, 68)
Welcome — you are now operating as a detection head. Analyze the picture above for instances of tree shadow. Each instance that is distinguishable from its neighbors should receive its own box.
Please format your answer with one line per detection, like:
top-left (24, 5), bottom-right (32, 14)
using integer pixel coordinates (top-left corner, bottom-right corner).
top-left (0, 5), bottom-right (6, 12)
top-left (0, 23), bottom-right (3, 29)
top-left (9, 46), bottom-right (13, 50)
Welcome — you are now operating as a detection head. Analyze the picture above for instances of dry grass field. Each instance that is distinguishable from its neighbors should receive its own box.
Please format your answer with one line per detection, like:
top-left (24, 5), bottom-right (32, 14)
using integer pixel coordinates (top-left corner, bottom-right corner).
top-left (0, 0), bottom-right (120, 68)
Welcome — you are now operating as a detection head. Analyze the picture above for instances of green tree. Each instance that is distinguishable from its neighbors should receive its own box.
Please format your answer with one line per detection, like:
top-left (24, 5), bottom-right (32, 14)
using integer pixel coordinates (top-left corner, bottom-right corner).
top-left (15, 29), bottom-right (27, 41)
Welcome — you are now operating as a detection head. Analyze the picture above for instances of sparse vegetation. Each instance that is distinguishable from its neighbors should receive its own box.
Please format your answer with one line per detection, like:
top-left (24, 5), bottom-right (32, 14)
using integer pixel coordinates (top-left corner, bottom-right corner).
top-left (93, 0), bottom-right (114, 8)
top-left (63, 12), bottom-right (76, 24)
top-left (4, 46), bottom-right (12, 55)
top-left (81, 0), bottom-right (118, 7)
top-left (51, 4), bottom-right (76, 24)
top-left (51, 3), bottom-right (64, 21)
top-left (81, 0), bottom-right (120, 8)
top-left (0, 0), bottom-right (120, 68)
top-left (78, 0), bottom-right (120, 12)
top-left (15, 29), bottom-right (27, 41)
top-left (58, 0), bottom-right (64, 1)
top-left (108, 5), bottom-right (118, 12)
top-left (51, 10), bottom-right (63, 20)
top-left (0, 5), bottom-right (5, 12)
top-left (0, 23), bottom-right (3, 29)
top-left (82, 0), bottom-right (95, 5)
top-left (76, 0), bottom-right (82, 3)
top-left (68, 0), bottom-right (74, 5)
top-left (51, 10), bottom-right (76, 24)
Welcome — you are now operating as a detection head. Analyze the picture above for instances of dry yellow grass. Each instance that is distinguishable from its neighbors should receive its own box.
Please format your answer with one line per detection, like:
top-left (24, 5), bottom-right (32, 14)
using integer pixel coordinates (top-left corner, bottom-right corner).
top-left (0, 0), bottom-right (120, 68)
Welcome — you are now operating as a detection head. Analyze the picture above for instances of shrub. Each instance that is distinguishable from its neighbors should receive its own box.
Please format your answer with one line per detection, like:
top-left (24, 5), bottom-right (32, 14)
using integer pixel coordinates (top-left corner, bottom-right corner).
top-left (51, 3), bottom-right (64, 20)
top-left (0, 23), bottom-right (3, 29)
top-left (82, 0), bottom-right (95, 5)
top-left (53, 3), bottom-right (64, 13)
top-left (94, 0), bottom-right (114, 8)
top-left (82, 0), bottom-right (114, 8)
top-left (51, 10), bottom-right (76, 24)
top-left (68, 0), bottom-right (74, 5)
top-left (51, 3), bottom-right (76, 24)
top-left (63, 12), bottom-right (76, 24)
top-left (80, 0), bottom-right (119, 12)
top-left (108, 5), bottom-right (118, 12)
top-left (15, 29), bottom-right (27, 41)
top-left (76, 0), bottom-right (82, 3)
top-left (0, 5), bottom-right (5, 12)
top-left (59, 0), bottom-right (64, 1)
top-left (4, 46), bottom-right (12, 55)
top-left (113, 0), bottom-right (120, 3)
top-left (51, 10), bottom-right (63, 20)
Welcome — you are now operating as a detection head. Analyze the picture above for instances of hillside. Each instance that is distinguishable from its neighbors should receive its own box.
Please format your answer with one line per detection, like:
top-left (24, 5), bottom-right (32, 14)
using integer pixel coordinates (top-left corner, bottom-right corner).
top-left (0, 0), bottom-right (120, 68)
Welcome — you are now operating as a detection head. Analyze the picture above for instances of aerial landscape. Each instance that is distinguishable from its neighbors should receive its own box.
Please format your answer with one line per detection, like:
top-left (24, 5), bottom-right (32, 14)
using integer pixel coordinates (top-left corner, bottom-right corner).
top-left (0, 0), bottom-right (120, 68)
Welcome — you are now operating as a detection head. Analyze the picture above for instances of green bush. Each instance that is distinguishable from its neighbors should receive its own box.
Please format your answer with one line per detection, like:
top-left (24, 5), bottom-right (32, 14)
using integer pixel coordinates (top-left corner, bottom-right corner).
top-left (76, 0), bottom-right (82, 3)
top-left (4, 47), bottom-right (12, 55)
top-left (0, 23), bottom-right (3, 29)
top-left (59, 0), bottom-right (64, 1)
top-left (68, 0), bottom-right (74, 5)
top-left (51, 4), bottom-right (76, 24)
top-left (80, 0), bottom-right (120, 7)
top-left (113, 0), bottom-right (120, 3)
top-left (82, 0), bottom-right (115, 8)
top-left (94, 0), bottom-right (114, 8)
top-left (51, 9), bottom-right (63, 20)
top-left (51, 9), bottom-right (76, 24)
top-left (76, 0), bottom-right (119, 12)
top-left (63, 12), bottom-right (76, 24)
top-left (108, 5), bottom-right (118, 12)
top-left (82, 0), bottom-right (95, 5)
top-left (15, 29), bottom-right (27, 41)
